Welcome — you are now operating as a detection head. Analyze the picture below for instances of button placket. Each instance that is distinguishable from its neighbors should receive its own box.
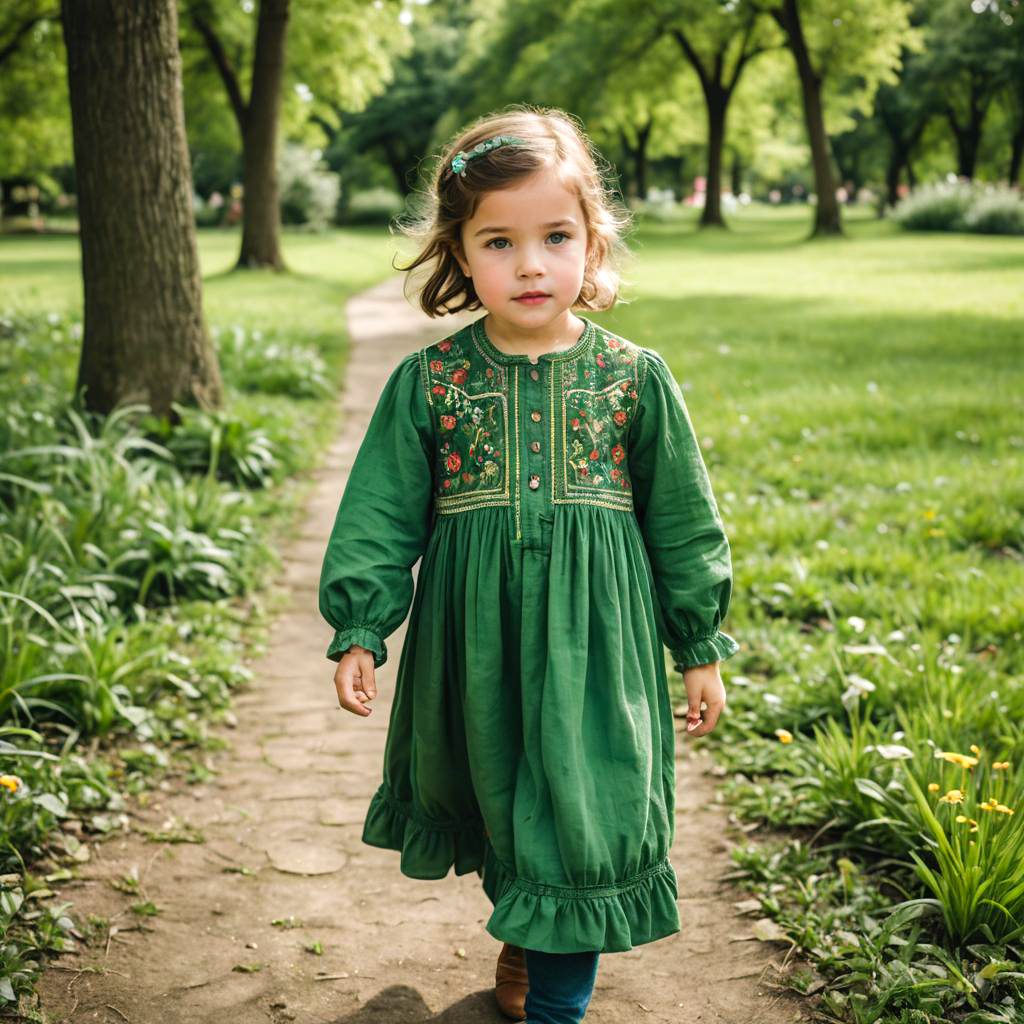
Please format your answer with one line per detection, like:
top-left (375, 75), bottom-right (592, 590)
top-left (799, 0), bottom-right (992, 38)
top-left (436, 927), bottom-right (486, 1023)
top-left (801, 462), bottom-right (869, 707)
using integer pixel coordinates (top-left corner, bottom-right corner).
top-left (526, 364), bottom-right (545, 515)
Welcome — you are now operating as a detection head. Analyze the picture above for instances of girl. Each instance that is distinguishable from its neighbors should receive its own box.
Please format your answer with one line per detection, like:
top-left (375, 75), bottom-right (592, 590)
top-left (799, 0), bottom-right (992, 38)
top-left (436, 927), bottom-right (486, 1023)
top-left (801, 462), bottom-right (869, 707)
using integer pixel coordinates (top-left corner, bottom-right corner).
top-left (318, 105), bottom-right (739, 1024)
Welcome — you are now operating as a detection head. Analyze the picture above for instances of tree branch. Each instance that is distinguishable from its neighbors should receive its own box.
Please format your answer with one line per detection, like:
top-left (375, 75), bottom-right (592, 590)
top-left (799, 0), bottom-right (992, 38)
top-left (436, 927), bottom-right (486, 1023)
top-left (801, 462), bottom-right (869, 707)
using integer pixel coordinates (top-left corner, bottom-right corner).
top-left (188, 4), bottom-right (248, 131)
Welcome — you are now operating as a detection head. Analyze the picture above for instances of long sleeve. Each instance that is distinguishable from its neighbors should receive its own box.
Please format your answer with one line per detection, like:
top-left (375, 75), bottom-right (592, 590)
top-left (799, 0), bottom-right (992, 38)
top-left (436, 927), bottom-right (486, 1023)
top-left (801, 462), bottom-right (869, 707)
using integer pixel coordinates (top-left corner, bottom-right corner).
top-left (318, 351), bottom-right (435, 668)
top-left (628, 347), bottom-right (740, 672)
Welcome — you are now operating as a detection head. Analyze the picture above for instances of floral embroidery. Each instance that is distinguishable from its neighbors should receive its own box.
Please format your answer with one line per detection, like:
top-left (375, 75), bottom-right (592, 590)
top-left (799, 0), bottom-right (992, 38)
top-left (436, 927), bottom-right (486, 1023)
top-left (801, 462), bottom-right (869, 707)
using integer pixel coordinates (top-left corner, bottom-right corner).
top-left (559, 329), bottom-right (642, 509)
top-left (419, 333), bottom-right (510, 512)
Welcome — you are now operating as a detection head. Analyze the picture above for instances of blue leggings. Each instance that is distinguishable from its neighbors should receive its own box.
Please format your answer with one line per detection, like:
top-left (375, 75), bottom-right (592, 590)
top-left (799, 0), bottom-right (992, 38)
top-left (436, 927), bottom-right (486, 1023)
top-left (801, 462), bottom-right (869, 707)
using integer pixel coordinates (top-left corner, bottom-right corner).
top-left (523, 948), bottom-right (601, 1024)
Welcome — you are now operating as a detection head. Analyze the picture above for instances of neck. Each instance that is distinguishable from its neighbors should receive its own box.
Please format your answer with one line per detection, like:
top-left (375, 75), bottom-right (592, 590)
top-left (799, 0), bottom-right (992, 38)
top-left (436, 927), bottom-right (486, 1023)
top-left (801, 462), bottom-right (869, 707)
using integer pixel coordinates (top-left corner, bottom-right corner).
top-left (484, 310), bottom-right (586, 358)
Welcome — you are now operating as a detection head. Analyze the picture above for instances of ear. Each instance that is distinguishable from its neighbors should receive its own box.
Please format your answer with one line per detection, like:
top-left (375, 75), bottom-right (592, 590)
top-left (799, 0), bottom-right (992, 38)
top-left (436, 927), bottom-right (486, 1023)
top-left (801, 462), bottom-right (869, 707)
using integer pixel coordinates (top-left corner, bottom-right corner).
top-left (451, 237), bottom-right (471, 278)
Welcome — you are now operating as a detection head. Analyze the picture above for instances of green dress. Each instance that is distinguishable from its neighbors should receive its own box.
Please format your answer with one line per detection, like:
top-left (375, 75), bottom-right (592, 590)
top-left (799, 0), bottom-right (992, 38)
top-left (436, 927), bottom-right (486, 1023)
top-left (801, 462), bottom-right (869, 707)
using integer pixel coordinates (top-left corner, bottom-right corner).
top-left (318, 313), bottom-right (740, 954)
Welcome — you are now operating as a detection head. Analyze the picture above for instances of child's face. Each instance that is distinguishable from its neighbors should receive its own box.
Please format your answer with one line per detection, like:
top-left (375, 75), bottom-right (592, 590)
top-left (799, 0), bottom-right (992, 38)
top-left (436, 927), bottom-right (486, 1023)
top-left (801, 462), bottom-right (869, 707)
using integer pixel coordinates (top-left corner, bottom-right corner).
top-left (455, 166), bottom-right (590, 330)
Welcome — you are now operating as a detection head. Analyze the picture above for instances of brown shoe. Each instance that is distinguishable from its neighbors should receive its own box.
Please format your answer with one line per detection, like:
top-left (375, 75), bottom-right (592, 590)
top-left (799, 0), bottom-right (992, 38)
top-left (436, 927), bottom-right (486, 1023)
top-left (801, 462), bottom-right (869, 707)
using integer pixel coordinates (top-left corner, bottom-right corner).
top-left (494, 941), bottom-right (529, 1021)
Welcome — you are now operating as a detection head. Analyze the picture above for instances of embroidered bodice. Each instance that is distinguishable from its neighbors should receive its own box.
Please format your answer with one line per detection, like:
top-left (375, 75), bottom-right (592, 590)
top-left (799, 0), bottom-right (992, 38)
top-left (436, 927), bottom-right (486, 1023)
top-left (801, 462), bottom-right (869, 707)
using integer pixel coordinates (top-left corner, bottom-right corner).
top-left (417, 315), bottom-right (645, 541)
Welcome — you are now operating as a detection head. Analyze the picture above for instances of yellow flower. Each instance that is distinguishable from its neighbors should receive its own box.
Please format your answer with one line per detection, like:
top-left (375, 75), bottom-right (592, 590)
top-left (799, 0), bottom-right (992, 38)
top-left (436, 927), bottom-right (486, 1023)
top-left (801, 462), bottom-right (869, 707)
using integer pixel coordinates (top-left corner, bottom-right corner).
top-left (775, 729), bottom-right (793, 744)
top-left (955, 814), bottom-right (968, 823)
top-left (928, 782), bottom-right (940, 793)
top-left (0, 775), bottom-right (21, 793)
top-left (970, 744), bottom-right (980, 755)
top-left (939, 789), bottom-right (965, 804)
top-left (993, 761), bottom-right (1010, 771)
top-left (934, 751), bottom-right (978, 768)
top-left (979, 799), bottom-right (996, 812)
top-left (968, 818), bottom-right (979, 832)
top-left (993, 804), bottom-right (1014, 815)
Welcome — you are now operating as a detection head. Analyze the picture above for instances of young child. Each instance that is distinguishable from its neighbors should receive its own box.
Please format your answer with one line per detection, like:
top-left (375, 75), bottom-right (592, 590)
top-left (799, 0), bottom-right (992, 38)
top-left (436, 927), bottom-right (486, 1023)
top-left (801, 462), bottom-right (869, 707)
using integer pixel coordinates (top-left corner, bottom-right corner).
top-left (318, 105), bottom-right (740, 1024)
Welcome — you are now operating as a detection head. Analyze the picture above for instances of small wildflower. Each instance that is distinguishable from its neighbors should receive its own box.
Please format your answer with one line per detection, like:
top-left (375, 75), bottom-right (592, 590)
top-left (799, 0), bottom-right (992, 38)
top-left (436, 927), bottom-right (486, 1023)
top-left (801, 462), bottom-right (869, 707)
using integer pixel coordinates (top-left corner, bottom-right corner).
top-left (993, 761), bottom-right (1010, 771)
top-left (955, 814), bottom-right (968, 823)
top-left (979, 799), bottom-right (996, 812)
top-left (938, 789), bottom-right (965, 804)
top-left (993, 804), bottom-right (1014, 815)
top-left (968, 818), bottom-right (978, 832)
top-left (928, 782), bottom-right (940, 792)
top-left (775, 729), bottom-right (793, 744)
top-left (934, 750), bottom-right (978, 768)
top-left (970, 744), bottom-right (980, 755)
top-left (0, 775), bottom-right (22, 793)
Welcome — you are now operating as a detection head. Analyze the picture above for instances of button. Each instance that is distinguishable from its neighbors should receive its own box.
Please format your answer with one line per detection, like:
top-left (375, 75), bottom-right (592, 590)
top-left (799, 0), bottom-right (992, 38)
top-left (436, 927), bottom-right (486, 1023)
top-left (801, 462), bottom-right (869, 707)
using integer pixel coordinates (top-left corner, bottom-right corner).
top-left (528, 474), bottom-right (540, 489)
top-left (529, 368), bottom-right (540, 381)
top-left (530, 440), bottom-right (541, 453)
top-left (530, 410), bottom-right (542, 422)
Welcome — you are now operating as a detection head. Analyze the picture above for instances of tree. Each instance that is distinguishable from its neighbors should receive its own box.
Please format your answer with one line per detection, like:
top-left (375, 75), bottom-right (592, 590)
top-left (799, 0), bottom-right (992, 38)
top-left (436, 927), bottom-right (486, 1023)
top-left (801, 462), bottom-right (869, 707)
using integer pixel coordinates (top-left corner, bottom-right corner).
top-left (181, 0), bottom-right (411, 270)
top-left (61, 0), bottom-right (222, 417)
top-left (753, 0), bottom-right (920, 235)
top-left (925, 0), bottom-right (1017, 180)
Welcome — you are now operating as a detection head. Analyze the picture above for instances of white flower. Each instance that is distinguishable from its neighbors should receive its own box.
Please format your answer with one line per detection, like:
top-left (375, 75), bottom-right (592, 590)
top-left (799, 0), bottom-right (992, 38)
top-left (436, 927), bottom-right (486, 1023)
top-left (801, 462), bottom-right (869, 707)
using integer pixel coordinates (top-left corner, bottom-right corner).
top-left (874, 744), bottom-right (914, 760)
top-left (847, 616), bottom-right (866, 633)
top-left (841, 674), bottom-right (875, 712)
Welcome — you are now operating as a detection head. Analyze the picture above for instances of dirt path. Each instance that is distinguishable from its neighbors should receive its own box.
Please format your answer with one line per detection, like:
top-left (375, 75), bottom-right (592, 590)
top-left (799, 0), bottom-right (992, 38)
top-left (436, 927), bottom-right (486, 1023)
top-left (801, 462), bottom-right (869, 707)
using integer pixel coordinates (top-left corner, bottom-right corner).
top-left (36, 276), bottom-right (805, 1024)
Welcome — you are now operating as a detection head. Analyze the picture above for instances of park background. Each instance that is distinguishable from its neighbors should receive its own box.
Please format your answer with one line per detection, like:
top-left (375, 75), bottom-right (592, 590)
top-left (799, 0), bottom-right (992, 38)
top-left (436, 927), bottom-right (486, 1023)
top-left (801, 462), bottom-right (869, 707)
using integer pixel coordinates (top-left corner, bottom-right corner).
top-left (1, 1), bottom-right (1023, 1022)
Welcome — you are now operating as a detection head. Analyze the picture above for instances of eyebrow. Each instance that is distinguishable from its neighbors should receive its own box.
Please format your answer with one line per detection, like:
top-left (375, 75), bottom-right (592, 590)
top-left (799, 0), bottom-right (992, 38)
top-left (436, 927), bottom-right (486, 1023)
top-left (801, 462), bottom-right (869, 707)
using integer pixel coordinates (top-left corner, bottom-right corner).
top-left (473, 219), bottom-right (577, 238)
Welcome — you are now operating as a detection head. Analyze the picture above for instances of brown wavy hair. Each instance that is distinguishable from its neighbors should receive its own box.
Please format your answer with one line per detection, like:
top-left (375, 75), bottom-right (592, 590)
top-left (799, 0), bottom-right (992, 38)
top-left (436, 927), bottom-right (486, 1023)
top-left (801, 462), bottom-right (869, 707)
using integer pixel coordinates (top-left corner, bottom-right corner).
top-left (393, 104), bottom-right (634, 317)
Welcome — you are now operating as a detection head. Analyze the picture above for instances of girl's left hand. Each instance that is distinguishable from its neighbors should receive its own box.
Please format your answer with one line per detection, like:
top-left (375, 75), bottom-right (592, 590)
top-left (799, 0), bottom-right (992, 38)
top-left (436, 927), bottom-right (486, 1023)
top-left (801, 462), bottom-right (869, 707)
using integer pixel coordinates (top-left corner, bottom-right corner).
top-left (682, 662), bottom-right (726, 738)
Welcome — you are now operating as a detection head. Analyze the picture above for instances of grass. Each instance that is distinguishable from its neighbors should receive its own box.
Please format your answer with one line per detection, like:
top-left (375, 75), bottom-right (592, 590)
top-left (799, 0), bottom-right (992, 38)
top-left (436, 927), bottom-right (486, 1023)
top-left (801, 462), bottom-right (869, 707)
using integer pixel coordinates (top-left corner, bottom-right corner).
top-left (591, 203), bottom-right (1023, 1022)
top-left (2, 207), bottom-right (1023, 1022)
top-left (0, 224), bottom-right (399, 1016)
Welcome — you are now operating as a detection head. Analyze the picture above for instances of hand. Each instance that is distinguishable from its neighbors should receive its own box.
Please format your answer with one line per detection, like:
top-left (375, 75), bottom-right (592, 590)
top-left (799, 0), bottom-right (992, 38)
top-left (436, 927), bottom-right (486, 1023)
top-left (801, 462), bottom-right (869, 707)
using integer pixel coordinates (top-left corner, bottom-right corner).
top-left (334, 644), bottom-right (377, 717)
top-left (682, 661), bottom-right (726, 738)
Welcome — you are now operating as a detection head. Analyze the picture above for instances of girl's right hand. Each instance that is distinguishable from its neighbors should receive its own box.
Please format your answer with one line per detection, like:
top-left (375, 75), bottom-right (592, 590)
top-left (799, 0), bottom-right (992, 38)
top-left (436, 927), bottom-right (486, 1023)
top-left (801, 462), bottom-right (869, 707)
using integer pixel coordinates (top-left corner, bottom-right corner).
top-left (334, 644), bottom-right (377, 717)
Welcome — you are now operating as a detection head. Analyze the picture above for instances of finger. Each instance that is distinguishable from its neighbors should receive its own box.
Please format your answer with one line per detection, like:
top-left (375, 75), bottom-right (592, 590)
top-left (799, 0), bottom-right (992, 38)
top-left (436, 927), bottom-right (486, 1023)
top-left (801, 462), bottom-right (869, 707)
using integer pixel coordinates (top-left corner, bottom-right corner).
top-left (334, 662), bottom-right (372, 717)
top-left (689, 701), bottom-right (725, 737)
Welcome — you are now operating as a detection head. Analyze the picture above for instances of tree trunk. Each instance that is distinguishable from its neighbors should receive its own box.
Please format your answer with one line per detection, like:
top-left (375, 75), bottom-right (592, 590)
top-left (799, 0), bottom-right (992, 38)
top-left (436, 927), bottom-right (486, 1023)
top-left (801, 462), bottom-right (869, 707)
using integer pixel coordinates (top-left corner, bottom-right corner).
top-left (633, 117), bottom-right (652, 202)
top-left (730, 150), bottom-right (742, 198)
top-left (1010, 118), bottom-right (1024, 187)
top-left (947, 107), bottom-right (981, 180)
top-left (61, 0), bottom-right (222, 419)
top-left (772, 0), bottom-right (843, 236)
top-left (237, 0), bottom-right (289, 270)
top-left (701, 91), bottom-right (728, 227)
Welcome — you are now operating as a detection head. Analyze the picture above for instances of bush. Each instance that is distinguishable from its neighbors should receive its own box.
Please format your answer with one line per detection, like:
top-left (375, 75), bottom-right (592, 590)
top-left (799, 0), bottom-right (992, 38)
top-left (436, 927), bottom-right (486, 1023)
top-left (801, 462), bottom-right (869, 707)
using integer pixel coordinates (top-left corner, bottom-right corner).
top-left (339, 186), bottom-right (405, 226)
top-left (891, 181), bottom-right (1024, 235)
top-left (277, 142), bottom-right (340, 230)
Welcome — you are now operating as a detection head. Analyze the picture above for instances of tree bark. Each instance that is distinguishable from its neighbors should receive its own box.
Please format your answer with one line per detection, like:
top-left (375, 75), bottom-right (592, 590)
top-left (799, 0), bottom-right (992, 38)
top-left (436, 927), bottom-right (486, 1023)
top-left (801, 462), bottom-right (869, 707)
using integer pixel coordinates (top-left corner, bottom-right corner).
top-left (771, 0), bottom-right (843, 236)
top-left (61, 0), bottom-right (222, 419)
top-left (237, 0), bottom-right (289, 269)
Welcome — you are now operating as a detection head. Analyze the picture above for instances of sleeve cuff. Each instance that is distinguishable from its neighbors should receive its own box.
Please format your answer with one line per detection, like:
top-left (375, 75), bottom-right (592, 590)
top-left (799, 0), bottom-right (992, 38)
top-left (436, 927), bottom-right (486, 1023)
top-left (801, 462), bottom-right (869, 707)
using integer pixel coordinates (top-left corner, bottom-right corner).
top-left (326, 625), bottom-right (387, 668)
top-left (671, 630), bottom-right (741, 672)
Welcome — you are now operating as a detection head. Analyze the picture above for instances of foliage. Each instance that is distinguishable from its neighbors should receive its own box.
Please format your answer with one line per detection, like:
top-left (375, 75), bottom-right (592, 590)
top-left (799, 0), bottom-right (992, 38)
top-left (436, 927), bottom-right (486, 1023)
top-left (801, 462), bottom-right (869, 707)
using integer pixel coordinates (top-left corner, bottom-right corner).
top-left (277, 142), bottom-right (341, 229)
top-left (891, 181), bottom-right (1024, 234)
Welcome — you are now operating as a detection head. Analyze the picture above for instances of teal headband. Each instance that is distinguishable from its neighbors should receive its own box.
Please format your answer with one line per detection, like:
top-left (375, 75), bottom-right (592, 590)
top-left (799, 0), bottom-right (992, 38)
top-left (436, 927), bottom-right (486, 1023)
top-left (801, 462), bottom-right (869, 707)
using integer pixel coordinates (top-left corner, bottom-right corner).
top-left (449, 135), bottom-right (528, 178)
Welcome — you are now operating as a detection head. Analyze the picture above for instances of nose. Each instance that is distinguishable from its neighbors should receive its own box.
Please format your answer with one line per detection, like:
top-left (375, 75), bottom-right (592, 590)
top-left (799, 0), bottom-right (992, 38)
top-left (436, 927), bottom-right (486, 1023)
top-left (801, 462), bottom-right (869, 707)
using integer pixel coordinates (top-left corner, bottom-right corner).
top-left (516, 241), bottom-right (545, 278)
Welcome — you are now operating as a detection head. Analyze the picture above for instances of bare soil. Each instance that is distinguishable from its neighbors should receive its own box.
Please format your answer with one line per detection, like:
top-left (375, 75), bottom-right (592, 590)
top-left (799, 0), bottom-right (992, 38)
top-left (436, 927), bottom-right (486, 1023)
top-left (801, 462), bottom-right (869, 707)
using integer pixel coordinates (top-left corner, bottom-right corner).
top-left (35, 277), bottom-right (808, 1024)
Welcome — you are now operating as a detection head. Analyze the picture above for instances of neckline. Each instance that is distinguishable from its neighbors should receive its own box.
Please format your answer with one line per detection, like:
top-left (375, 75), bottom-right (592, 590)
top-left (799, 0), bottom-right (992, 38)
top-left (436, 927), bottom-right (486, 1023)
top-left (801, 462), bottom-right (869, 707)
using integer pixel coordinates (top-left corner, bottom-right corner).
top-left (470, 313), bottom-right (596, 365)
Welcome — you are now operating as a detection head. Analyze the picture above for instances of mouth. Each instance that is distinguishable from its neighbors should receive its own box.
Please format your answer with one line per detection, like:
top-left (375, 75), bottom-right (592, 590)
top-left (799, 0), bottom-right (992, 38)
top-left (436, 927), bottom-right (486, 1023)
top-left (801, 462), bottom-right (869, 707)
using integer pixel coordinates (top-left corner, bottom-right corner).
top-left (514, 292), bottom-right (550, 301)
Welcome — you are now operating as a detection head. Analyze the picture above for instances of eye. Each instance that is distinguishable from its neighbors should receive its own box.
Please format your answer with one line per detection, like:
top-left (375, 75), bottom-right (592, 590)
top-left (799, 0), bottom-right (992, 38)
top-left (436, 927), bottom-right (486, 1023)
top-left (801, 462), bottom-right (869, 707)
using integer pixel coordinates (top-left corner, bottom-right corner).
top-left (485, 237), bottom-right (510, 250)
top-left (548, 231), bottom-right (569, 244)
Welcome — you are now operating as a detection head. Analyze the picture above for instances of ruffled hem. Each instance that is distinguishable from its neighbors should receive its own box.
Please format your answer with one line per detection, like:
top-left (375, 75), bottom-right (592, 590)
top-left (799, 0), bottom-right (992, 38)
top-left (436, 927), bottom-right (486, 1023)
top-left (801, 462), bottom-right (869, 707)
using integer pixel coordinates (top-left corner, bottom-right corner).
top-left (478, 841), bottom-right (681, 953)
top-left (326, 624), bottom-right (387, 667)
top-left (360, 783), bottom-right (484, 878)
top-left (672, 629), bottom-right (741, 671)
top-left (363, 783), bottom-right (681, 953)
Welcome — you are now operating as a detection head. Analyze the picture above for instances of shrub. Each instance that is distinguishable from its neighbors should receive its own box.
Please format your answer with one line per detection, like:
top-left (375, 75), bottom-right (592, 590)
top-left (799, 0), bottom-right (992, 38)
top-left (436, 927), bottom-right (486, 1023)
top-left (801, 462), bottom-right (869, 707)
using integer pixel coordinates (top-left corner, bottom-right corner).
top-left (891, 181), bottom-right (1024, 235)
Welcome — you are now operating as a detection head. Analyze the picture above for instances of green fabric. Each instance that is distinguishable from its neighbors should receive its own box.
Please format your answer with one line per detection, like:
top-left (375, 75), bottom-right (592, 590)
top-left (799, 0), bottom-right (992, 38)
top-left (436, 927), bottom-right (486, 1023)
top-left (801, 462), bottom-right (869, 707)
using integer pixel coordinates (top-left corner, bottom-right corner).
top-left (318, 313), bottom-right (740, 954)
